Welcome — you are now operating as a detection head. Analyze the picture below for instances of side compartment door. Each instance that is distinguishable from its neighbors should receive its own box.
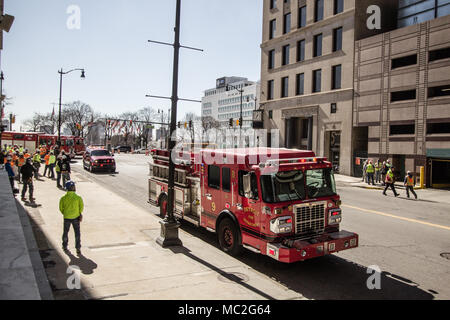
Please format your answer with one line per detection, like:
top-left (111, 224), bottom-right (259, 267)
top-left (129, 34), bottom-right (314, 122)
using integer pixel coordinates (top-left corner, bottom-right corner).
top-left (238, 171), bottom-right (261, 233)
top-left (202, 164), bottom-right (221, 229)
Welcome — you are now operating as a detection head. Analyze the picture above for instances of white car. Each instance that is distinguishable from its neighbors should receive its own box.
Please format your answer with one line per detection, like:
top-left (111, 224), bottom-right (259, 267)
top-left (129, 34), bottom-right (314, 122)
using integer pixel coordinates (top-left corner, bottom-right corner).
top-left (134, 148), bottom-right (148, 154)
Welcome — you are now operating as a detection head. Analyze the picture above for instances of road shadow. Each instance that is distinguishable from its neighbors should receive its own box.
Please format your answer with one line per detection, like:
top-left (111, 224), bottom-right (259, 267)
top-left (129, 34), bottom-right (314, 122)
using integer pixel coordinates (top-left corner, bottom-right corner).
top-left (21, 202), bottom-right (96, 300)
top-left (63, 250), bottom-right (98, 275)
top-left (176, 220), bottom-right (435, 300)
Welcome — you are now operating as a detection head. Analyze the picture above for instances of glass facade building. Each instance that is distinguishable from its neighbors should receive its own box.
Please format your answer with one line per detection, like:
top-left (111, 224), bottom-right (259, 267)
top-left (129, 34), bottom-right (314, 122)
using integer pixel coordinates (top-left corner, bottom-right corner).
top-left (398, 0), bottom-right (450, 28)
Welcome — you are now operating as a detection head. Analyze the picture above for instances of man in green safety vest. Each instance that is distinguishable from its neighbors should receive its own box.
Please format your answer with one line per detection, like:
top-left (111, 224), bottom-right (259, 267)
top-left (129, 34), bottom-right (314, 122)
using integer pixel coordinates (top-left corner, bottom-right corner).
top-left (32, 149), bottom-right (42, 180)
top-left (366, 160), bottom-right (375, 186)
top-left (60, 180), bottom-right (84, 255)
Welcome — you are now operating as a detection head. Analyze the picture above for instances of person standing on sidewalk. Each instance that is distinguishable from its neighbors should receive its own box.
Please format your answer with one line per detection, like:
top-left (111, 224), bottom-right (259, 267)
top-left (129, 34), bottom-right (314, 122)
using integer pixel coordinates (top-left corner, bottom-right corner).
top-left (366, 160), bottom-right (375, 186)
top-left (43, 151), bottom-right (50, 177)
top-left (375, 160), bottom-right (381, 184)
top-left (404, 171), bottom-right (418, 200)
top-left (362, 160), bottom-right (368, 183)
top-left (48, 151), bottom-right (56, 179)
top-left (32, 149), bottom-right (41, 179)
top-left (383, 167), bottom-right (400, 197)
top-left (56, 153), bottom-right (63, 188)
top-left (20, 158), bottom-right (35, 203)
top-left (16, 153), bottom-right (25, 184)
top-left (60, 181), bottom-right (84, 255)
top-left (60, 154), bottom-right (71, 188)
top-left (5, 155), bottom-right (15, 192)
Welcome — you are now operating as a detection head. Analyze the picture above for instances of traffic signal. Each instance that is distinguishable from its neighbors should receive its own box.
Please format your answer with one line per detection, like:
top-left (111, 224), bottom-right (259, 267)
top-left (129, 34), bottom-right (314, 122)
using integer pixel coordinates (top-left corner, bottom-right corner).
top-left (236, 119), bottom-right (240, 126)
top-left (177, 121), bottom-right (181, 129)
top-left (229, 118), bottom-right (233, 127)
top-left (184, 122), bottom-right (188, 129)
top-left (189, 120), bottom-right (193, 128)
top-left (0, 125), bottom-right (6, 133)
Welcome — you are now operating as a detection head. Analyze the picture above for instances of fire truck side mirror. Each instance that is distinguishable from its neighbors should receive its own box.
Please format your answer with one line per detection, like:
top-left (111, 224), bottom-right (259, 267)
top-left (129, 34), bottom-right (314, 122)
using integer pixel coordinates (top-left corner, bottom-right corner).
top-left (243, 173), bottom-right (253, 199)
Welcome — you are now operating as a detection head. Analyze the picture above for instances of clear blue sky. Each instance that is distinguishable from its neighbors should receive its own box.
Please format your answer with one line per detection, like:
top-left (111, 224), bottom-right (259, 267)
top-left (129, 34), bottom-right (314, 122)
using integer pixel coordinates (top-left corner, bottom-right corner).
top-left (2, 0), bottom-right (263, 130)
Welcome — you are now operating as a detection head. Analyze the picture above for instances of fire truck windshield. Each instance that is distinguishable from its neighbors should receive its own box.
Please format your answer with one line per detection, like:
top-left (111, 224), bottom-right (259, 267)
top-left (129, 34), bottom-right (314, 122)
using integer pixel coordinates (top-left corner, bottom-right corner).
top-left (261, 168), bottom-right (337, 203)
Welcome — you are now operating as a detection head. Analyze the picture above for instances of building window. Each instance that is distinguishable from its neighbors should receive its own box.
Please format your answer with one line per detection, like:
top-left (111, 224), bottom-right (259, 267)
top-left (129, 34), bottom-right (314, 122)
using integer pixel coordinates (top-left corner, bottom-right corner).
top-left (332, 65), bottom-right (342, 90)
top-left (333, 27), bottom-right (343, 52)
top-left (208, 165), bottom-right (221, 189)
top-left (270, 0), bottom-right (277, 10)
top-left (427, 122), bottom-right (450, 134)
top-left (429, 47), bottom-right (450, 62)
top-left (267, 80), bottom-right (274, 100)
top-left (390, 124), bottom-right (415, 135)
top-left (269, 19), bottom-right (276, 40)
top-left (313, 34), bottom-right (323, 57)
top-left (269, 110), bottom-right (273, 119)
top-left (334, 0), bottom-right (344, 15)
top-left (296, 73), bottom-right (304, 95)
top-left (281, 77), bottom-right (289, 98)
top-left (331, 103), bottom-right (337, 114)
top-left (222, 167), bottom-right (231, 192)
top-left (283, 13), bottom-right (291, 34)
top-left (268, 49), bottom-right (275, 69)
top-left (297, 39), bottom-right (305, 62)
top-left (302, 119), bottom-right (309, 139)
top-left (315, 0), bottom-right (324, 22)
top-left (391, 90), bottom-right (417, 102)
top-left (313, 69), bottom-right (322, 93)
top-left (282, 44), bottom-right (290, 65)
top-left (391, 54), bottom-right (417, 69)
top-left (428, 85), bottom-right (450, 98)
top-left (298, 5), bottom-right (307, 28)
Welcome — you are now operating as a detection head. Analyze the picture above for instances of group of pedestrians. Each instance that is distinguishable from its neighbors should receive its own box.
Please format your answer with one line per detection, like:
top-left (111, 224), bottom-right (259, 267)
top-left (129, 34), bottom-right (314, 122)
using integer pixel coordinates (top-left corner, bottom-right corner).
top-left (1, 144), bottom-right (72, 202)
top-left (362, 159), bottom-right (418, 199)
top-left (2, 143), bottom-right (84, 255)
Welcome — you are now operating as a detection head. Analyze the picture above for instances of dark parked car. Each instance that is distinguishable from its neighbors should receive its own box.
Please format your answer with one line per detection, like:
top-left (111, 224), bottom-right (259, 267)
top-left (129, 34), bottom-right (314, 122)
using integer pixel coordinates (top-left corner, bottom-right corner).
top-left (114, 146), bottom-right (132, 153)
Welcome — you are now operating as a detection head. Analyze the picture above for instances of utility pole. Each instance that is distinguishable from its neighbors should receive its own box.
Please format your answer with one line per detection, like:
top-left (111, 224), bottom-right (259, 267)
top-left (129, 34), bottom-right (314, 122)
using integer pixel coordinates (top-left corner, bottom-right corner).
top-left (157, 0), bottom-right (183, 247)
top-left (146, 0), bottom-right (203, 248)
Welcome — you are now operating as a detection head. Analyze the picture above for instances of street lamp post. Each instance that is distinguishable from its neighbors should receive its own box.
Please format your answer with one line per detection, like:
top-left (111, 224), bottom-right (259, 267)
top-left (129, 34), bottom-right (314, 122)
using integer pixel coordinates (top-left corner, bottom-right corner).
top-left (57, 68), bottom-right (85, 146)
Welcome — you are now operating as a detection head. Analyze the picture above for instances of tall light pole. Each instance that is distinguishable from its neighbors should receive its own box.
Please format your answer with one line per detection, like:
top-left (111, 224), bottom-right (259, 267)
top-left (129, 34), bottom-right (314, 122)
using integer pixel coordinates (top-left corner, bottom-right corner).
top-left (57, 68), bottom-right (85, 146)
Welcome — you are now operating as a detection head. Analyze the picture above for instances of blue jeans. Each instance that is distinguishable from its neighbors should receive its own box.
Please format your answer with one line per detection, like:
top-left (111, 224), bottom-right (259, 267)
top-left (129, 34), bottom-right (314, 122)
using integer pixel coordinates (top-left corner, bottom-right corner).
top-left (62, 218), bottom-right (81, 249)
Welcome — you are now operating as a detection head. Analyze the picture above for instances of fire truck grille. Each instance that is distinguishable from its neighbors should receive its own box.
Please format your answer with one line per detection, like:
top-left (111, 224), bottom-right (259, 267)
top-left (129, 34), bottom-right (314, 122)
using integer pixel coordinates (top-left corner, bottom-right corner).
top-left (294, 202), bottom-right (326, 235)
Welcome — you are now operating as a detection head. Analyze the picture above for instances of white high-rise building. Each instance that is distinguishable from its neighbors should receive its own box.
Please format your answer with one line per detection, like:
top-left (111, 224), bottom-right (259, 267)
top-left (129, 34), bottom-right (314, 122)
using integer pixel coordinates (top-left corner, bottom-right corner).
top-left (201, 77), bottom-right (260, 129)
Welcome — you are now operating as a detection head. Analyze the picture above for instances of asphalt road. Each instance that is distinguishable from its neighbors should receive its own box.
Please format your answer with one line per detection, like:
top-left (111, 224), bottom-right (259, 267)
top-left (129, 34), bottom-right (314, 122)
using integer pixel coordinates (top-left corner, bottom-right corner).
top-left (71, 154), bottom-right (450, 300)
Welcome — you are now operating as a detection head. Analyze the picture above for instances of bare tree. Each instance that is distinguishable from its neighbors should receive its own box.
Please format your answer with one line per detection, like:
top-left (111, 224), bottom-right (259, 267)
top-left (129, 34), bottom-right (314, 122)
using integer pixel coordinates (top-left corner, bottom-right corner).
top-left (62, 101), bottom-right (94, 137)
top-left (23, 112), bottom-right (45, 132)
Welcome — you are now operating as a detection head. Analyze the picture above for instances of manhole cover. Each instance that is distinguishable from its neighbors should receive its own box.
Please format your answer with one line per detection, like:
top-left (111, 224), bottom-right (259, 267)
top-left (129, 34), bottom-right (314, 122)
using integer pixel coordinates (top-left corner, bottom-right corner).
top-left (218, 272), bottom-right (249, 284)
top-left (440, 253), bottom-right (450, 260)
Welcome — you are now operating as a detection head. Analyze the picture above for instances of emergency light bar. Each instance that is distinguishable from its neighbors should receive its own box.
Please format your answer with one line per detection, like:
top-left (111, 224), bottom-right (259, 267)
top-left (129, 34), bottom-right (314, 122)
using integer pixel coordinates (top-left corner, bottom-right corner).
top-left (259, 157), bottom-right (327, 168)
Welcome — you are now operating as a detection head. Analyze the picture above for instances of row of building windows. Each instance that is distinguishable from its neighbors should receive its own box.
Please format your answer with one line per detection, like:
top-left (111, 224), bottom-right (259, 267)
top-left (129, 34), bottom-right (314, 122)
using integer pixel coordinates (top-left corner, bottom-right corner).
top-left (269, 0), bottom-right (344, 40)
top-left (218, 94), bottom-right (256, 106)
top-left (390, 84), bottom-right (450, 102)
top-left (202, 109), bottom-right (212, 116)
top-left (268, 27), bottom-right (342, 70)
top-left (391, 46), bottom-right (450, 69)
top-left (218, 111), bottom-right (254, 120)
top-left (267, 64), bottom-right (342, 100)
top-left (389, 122), bottom-right (450, 135)
top-left (218, 103), bottom-right (255, 114)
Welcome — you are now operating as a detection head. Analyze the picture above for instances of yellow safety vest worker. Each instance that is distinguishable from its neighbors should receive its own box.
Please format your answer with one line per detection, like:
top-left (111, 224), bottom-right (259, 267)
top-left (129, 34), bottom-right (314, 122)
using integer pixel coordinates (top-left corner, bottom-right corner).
top-left (406, 176), bottom-right (414, 186)
top-left (386, 170), bottom-right (394, 183)
top-left (366, 164), bottom-right (375, 173)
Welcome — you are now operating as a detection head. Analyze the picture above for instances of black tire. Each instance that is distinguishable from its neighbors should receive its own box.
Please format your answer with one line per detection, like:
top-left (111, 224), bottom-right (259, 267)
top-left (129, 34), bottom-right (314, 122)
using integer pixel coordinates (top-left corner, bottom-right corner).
top-left (159, 194), bottom-right (168, 219)
top-left (217, 218), bottom-right (242, 256)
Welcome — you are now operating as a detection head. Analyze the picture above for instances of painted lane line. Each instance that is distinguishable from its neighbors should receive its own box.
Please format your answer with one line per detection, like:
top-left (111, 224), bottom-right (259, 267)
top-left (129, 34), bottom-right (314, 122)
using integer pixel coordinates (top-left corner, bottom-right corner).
top-left (342, 204), bottom-right (450, 231)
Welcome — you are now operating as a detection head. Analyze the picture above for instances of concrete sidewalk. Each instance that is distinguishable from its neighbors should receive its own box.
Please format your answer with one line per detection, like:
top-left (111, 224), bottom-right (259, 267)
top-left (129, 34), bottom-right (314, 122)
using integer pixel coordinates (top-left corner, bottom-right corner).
top-left (0, 170), bottom-right (53, 300)
top-left (23, 170), bottom-right (305, 300)
top-left (335, 174), bottom-right (450, 205)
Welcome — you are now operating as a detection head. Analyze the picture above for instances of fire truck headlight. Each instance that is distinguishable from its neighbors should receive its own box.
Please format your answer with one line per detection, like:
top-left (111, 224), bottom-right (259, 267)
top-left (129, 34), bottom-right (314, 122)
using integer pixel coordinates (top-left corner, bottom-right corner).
top-left (270, 216), bottom-right (293, 234)
top-left (328, 208), bottom-right (342, 225)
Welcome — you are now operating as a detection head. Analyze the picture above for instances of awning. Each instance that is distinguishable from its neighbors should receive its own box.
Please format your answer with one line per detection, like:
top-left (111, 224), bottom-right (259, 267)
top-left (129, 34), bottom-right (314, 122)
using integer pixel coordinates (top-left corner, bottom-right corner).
top-left (427, 149), bottom-right (450, 159)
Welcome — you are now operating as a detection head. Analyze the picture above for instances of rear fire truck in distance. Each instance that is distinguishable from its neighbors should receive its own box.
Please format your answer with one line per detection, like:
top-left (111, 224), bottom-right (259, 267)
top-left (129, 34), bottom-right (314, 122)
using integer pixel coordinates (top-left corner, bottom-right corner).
top-left (148, 148), bottom-right (358, 263)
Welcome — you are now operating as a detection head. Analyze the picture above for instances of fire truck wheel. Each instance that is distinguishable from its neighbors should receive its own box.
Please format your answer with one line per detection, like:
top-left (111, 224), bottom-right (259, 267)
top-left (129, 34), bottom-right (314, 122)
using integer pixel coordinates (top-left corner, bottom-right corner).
top-left (159, 194), bottom-right (168, 219)
top-left (218, 218), bottom-right (242, 256)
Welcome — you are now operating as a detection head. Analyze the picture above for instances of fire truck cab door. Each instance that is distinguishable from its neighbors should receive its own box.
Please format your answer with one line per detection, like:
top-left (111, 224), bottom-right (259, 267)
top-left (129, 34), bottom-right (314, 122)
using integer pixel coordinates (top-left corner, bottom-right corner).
top-left (238, 171), bottom-right (261, 231)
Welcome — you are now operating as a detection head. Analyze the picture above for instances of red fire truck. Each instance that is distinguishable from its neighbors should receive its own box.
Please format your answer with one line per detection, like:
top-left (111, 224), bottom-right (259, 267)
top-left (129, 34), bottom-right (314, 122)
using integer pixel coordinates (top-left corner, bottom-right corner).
top-left (1, 131), bottom-right (85, 158)
top-left (148, 148), bottom-right (359, 263)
